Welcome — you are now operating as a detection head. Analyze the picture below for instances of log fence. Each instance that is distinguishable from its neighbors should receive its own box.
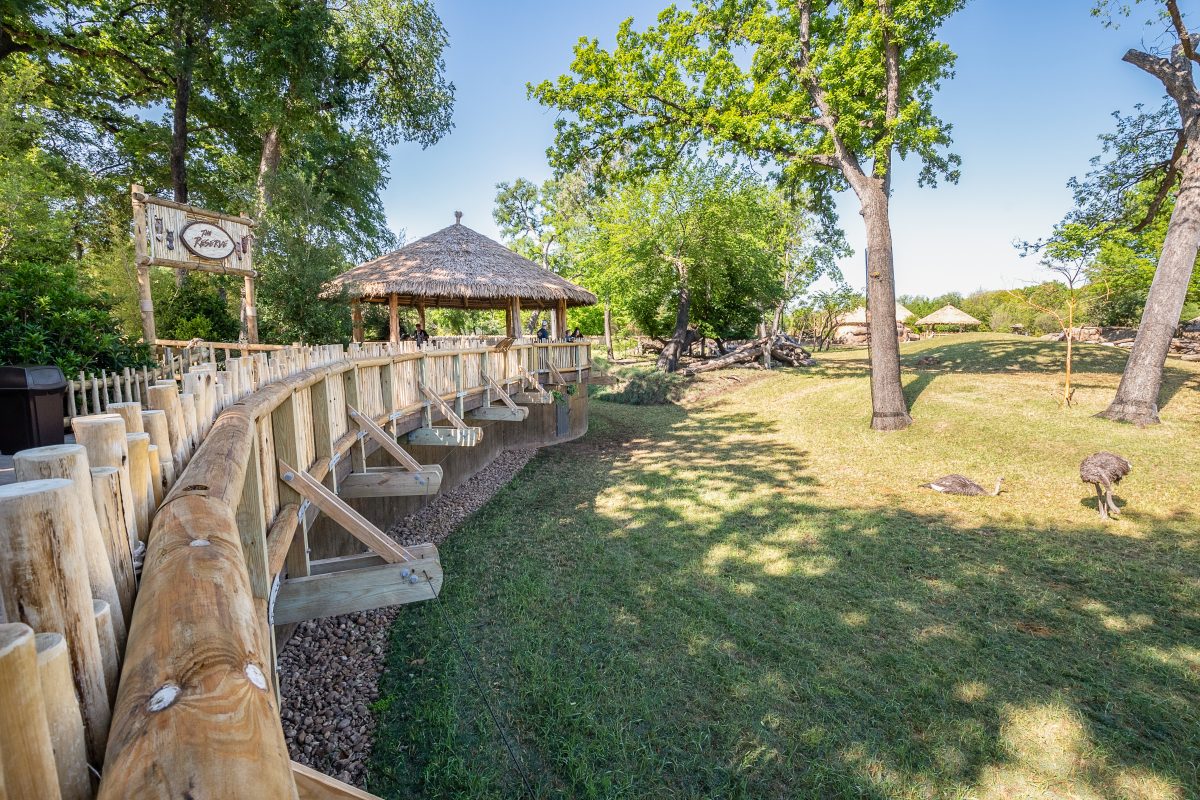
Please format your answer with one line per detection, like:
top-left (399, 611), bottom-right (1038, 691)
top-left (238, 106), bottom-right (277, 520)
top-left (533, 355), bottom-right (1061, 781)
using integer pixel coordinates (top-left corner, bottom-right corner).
top-left (0, 337), bottom-right (590, 798)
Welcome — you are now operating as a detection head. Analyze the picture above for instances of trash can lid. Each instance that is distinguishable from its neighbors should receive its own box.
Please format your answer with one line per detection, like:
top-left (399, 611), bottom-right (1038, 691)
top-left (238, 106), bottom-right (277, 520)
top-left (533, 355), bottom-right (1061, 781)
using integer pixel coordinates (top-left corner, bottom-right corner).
top-left (0, 365), bottom-right (67, 390)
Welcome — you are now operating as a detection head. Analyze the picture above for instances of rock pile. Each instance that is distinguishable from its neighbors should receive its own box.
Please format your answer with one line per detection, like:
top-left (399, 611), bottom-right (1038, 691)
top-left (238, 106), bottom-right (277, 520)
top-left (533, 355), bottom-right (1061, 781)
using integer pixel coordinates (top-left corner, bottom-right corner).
top-left (1040, 322), bottom-right (1200, 360)
top-left (277, 447), bottom-right (537, 788)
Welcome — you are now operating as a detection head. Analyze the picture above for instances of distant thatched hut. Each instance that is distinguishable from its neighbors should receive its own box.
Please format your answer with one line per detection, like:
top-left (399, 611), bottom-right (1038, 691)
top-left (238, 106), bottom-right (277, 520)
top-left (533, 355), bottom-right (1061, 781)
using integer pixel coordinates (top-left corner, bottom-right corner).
top-left (833, 303), bottom-right (916, 345)
top-left (323, 213), bottom-right (596, 341)
top-left (915, 304), bottom-right (982, 334)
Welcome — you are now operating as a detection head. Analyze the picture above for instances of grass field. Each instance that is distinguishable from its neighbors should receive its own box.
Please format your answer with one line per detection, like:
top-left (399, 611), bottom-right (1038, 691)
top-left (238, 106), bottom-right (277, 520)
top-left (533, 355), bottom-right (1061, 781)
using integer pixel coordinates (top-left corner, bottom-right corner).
top-left (369, 334), bottom-right (1200, 799)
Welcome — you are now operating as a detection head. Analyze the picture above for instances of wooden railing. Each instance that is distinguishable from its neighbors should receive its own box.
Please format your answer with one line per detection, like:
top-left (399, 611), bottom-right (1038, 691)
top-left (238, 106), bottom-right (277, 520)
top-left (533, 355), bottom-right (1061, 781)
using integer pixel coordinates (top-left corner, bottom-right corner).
top-left (0, 338), bottom-right (590, 798)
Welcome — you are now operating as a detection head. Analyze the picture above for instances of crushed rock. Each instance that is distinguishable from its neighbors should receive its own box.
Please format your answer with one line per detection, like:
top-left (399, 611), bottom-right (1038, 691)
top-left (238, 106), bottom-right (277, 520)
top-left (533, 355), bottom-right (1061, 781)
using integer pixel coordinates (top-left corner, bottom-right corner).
top-left (277, 447), bottom-right (537, 787)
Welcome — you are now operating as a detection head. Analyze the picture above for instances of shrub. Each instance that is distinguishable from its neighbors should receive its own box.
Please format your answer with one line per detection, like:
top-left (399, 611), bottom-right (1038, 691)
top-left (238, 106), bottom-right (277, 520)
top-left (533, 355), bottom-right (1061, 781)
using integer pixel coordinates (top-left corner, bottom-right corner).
top-left (0, 261), bottom-right (151, 375)
top-left (596, 365), bottom-right (686, 405)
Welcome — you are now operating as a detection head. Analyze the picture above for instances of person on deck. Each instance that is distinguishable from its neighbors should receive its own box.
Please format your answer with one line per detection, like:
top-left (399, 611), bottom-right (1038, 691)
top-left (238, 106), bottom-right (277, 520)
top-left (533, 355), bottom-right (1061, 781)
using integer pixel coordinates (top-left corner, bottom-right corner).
top-left (568, 326), bottom-right (582, 341)
top-left (398, 324), bottom-right (411, 341)
top-left (537, 323), bottom-right (550, 341)
top-left (414, 323), bottom-right (430, 346)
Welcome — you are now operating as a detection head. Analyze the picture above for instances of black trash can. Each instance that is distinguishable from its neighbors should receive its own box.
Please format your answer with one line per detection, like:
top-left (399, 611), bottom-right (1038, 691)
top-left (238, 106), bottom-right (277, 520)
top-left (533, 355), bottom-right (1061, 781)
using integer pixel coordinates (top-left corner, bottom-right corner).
top-left (0, 365), bottom-right (68, 454)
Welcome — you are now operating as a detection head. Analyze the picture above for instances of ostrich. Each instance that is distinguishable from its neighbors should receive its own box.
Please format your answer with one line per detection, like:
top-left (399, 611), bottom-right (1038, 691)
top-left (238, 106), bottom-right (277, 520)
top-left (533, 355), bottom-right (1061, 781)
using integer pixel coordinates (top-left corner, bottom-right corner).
top-left (919, 475), bottom-right (1004, 496)
top-left (1080, 452), bottom-right (1131, 521)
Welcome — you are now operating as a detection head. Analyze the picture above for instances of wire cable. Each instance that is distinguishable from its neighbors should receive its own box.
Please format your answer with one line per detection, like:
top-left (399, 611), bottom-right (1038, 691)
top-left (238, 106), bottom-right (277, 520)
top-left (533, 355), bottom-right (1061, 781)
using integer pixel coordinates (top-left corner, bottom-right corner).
top-left (422, 572), bottom-right (538, 797)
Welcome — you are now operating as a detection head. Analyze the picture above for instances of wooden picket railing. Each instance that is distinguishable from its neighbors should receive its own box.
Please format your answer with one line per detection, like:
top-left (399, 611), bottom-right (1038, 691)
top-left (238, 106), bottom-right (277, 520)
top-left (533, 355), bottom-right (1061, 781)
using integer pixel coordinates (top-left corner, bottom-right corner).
top-left (0, 338), bottom-right (590, 798)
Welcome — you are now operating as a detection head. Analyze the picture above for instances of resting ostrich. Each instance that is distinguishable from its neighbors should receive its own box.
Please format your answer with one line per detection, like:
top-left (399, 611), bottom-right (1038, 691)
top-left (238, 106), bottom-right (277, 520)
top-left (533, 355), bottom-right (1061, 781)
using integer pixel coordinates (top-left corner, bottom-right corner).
top-left (1080, 452), bottom-right (1131, 521)
top-left (919, 475), bottom-right (1004, 496)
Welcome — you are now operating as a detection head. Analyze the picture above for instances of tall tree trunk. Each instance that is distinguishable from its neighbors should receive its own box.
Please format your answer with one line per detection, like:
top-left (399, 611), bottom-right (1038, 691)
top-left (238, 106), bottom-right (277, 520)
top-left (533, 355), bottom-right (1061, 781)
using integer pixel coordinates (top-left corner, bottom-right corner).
top-left (603, 300), bottom-right (614, 360)
top-left (657, 271), bottom-right (691, 372)
top-left (255, 126), bottom-right (282, 218)
top-left (170, 26), bottom-right (194, 288)
top-left (1100, 132), bottom-right (1200, 424)
top-left (856, 182), bottom-right (911, 430)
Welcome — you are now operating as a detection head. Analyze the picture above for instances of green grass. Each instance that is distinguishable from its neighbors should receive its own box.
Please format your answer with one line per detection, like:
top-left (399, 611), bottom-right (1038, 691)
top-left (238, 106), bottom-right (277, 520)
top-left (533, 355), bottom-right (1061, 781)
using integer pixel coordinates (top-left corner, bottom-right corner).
top-left (369, 334), bottom-right (1200, 799)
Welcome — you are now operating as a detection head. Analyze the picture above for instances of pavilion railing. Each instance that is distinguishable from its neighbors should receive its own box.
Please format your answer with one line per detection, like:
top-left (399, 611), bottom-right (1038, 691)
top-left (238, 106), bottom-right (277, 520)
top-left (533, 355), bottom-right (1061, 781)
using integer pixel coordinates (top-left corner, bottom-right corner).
top-left (0, 338), bottom-right (589, 799)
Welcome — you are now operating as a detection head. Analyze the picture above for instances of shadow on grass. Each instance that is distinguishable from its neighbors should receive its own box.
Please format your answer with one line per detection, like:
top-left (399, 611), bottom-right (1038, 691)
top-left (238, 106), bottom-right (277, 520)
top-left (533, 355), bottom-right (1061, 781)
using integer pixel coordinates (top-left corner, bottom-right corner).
top-left (369, 400), bottom-right (1200, 799)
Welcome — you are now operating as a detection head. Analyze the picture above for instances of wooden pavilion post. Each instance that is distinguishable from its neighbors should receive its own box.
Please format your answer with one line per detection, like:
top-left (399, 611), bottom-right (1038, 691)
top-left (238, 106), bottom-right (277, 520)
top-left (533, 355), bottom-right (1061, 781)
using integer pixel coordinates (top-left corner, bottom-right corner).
top-left (554, 299), bottom-right (567, 341)
top-left (388, 294), bottom-right (399, 344)
top-left (417, 301), bottom-right (427, 329)
top-left (506, 297), bottom-right (522, 339)
top-left (351, 299), bottom-right (364, 343)
top-left (131, 185), bottom-right (156, 344)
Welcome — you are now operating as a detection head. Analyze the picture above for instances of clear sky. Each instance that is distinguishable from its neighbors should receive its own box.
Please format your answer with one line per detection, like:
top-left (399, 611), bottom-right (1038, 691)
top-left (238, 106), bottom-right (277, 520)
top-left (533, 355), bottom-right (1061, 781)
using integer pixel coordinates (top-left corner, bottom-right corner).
top-left (379, 0), bottom-right (1168, 297)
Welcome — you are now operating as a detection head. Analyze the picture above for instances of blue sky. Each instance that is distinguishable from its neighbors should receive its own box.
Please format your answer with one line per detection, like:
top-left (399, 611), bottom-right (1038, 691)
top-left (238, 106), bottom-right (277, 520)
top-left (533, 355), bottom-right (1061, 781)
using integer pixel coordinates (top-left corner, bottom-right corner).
top-left (379, 0), bottom-right (1168, 297)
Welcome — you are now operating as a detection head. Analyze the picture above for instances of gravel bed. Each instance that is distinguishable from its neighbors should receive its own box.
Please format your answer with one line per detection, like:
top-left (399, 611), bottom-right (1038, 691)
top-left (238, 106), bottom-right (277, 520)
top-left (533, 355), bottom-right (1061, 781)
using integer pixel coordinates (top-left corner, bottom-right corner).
top-left (277, 447), bottom-right (537, 787)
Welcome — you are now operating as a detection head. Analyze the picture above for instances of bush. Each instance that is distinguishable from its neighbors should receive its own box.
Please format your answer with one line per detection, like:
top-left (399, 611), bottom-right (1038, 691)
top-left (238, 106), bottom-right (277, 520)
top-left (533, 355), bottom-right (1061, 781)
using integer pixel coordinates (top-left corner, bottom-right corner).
top-left (596, 365), bottom-right (687, 405)
top-left (0, 261), bottom-right (150, 375)
top-left (155, 274), bottom-right (241, 342)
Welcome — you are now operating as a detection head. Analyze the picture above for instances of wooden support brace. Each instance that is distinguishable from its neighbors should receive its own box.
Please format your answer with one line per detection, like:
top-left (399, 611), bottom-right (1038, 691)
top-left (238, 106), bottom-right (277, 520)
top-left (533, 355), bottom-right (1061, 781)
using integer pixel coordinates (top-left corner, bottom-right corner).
top-left (273, 551), bottom-right (442, 626)
top-left (277, 459), bottom-right (414, 563)
top-left (518, 367), bottom-right (552, 400)
top-left (339, 466), bottom-right (442, 498)
top-left (345, 404), bottom-right (427, 473)
top-left (419, 385), bottom-right (468, 431)
top-left (546, 361), bottom-right (567, 386)
top-left (293, 760), bottom-right (384, 800)
top-left (466, 405), bottom-right (528, 422)
top-left (483, 374), bottom-right (523, 412)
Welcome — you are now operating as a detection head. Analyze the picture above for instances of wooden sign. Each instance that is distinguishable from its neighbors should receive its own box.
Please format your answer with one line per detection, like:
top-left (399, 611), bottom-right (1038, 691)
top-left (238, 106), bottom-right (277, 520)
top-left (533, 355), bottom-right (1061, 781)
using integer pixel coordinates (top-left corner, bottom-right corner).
top-left (131, 185), bottom-right (260, 344)
top-left (180, 221), bottom-right (236, 260)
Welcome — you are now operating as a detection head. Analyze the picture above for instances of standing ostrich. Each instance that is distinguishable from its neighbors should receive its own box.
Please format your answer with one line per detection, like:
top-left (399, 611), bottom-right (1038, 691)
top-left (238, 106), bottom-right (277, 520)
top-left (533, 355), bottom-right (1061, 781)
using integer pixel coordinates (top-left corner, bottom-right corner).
top-left (1080, 452), bottom-right (1131, 521)
top-left (919, 475), bottom-right (1004, 496)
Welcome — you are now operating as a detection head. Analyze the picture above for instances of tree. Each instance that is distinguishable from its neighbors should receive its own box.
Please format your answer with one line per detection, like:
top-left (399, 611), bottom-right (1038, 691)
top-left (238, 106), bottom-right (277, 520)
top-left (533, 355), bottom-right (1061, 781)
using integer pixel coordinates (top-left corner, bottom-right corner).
top-left (577, 161), bottom-right (788, 371)
top-left (1014, 225), bottom-right (1106, 407)
top-left (493, 177), bottom-right (573, 332)
top-left (531, 0), bottom-right (965, 429)
top-left (1090, 0), bottom-right (1200, 424)
top-left (793, 285), bottom-right (860, 351)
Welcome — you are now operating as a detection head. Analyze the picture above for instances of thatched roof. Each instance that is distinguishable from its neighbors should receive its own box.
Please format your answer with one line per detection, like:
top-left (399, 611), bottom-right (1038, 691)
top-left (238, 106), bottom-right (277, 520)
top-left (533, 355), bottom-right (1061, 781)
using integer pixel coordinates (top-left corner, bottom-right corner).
top-left (915, 304), bottom-right (982, 327)
top-left (322, 217), bottom-right (597, 309)
top-left (837, 303), bottom-right (915, 326)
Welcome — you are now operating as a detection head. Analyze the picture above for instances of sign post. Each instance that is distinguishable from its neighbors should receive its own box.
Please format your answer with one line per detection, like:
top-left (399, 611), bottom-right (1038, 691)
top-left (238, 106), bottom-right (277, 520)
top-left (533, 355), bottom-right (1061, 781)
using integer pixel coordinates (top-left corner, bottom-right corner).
top-left (130, 184), bottom-right (259, 344)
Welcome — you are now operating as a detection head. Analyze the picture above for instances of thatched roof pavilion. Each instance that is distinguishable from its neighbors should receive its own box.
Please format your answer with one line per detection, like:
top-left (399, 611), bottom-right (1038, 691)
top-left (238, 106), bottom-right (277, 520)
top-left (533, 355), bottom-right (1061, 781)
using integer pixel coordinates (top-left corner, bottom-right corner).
top-left (323, 213), bottom-right (596, 340)
top-left (915, 304), bottom-right (982, 328)
top-left (837, 302), bottom-right (915, 326)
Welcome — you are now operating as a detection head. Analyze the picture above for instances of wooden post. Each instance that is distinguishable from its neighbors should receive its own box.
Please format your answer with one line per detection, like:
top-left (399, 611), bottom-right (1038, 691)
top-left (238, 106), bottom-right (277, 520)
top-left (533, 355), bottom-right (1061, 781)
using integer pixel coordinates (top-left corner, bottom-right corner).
top-left (417, 301), bottom-right (426, 329)
top-left (0, 479), bottom-right (111, 763)
top-left (108, 401), bottom-right (145, 433)
top-left (147, 383), bottom-right (189, 474)
top-left (512, 297), bottom-right (522, 338)
top-left (351, 299), bottom-right (364, 343)
top-left (555, 298), bottom-right (567, 341)
top-left (126, 432), bottom-right (154, 544)
top-left (90, 466), bottom-right (137, 627)
top-left (0, 623), bottom-right (61, 799)
top-left (141, 409), bottom-right (174, 489)
top-left (71, 414), bottom-right (139, 555)
top-left (94, 599), bottom-right (119, 706)
top-left (244, 275), bottom-right (259, 345)
top-left (132, 184), bottom-right (156, 344)
top-left (147, 444), bottom-right (165, 506)
top-left (14, 444), bottom-right (129, 648)
top-left (604, 299), bottom-right (614, 359)
top-left (389, 293), bottom-right (399, 344)
top-left (35, 632), bottom-right (91, 800)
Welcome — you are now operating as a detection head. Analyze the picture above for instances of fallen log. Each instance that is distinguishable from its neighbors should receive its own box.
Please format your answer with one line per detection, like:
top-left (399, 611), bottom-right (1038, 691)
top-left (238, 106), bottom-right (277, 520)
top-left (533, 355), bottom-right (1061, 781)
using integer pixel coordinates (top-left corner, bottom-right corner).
top-left (681, 337), bottom-right (768, 375)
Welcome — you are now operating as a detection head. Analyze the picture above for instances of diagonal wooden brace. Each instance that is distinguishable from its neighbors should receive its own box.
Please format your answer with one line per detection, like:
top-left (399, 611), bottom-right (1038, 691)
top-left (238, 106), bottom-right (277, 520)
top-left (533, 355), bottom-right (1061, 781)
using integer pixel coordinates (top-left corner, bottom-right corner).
top-left (420, 385), bottom-right (468, 431)
top-left (518, 367), bottom-right (552, 401)
top-left (483, 374), bottom-right (522, 412)
top-left (346, 403), bottom-right (426, 473)
top-left (277, 458), bottom-right (414, 563)
top-left (546, 361), bottom-right (566, 385)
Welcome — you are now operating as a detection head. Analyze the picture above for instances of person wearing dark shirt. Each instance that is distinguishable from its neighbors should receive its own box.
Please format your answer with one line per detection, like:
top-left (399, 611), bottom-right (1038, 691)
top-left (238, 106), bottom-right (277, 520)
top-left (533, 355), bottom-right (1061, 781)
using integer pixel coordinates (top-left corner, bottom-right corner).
top-left (414, 323), bottom-right (430, 345)
top-left (568, 326), bottom-right (582, 341)
top-left (537, 323), bottom-right (550, 341)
